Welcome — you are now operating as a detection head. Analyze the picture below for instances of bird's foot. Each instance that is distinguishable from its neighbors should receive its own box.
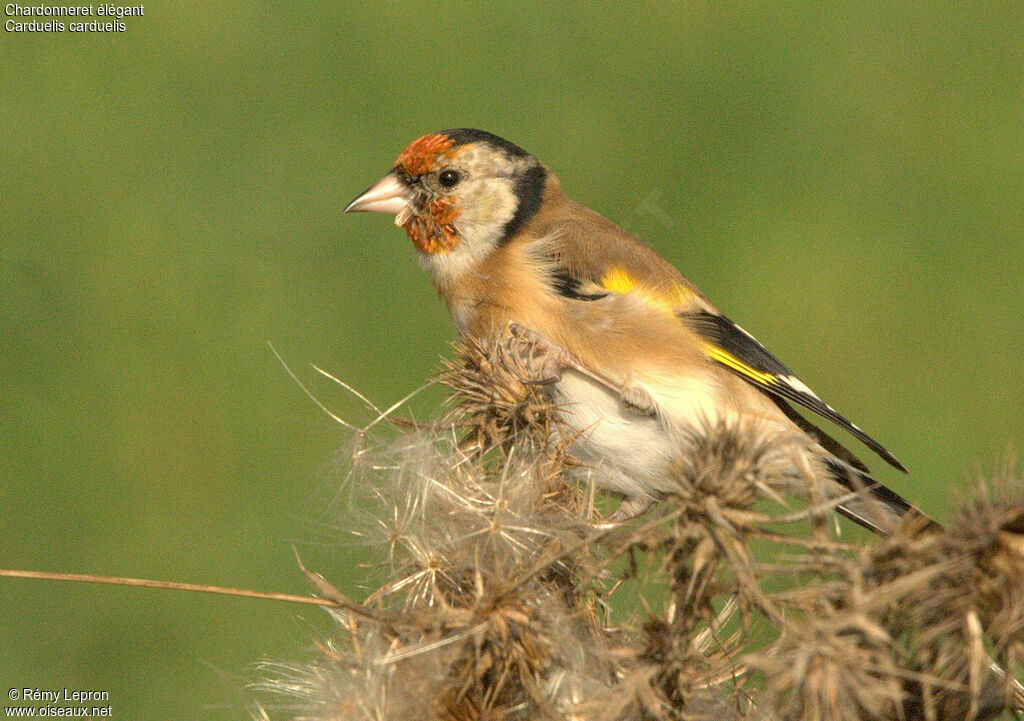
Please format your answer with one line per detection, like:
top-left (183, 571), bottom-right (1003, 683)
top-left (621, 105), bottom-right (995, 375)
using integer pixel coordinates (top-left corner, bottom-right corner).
top-left (508, 322), bottom-right (614, 389)
top-left (598, 496), bottom-right (657, 527)
top-left (619, 383), bottom-right (658, 417)
top-left (507, 322), bottom-right (573, 385)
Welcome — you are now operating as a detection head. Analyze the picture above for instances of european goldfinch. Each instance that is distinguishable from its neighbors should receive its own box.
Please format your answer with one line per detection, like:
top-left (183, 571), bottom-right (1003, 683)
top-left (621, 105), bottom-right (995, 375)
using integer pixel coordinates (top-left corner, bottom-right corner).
top-left (346, 128), bottom-right (929, 533)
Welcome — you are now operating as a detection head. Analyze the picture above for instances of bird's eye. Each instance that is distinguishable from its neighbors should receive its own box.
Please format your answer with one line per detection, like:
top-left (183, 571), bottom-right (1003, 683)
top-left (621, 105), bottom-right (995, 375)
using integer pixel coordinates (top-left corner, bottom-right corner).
top-left (438, 169), bottom-right (461, 188)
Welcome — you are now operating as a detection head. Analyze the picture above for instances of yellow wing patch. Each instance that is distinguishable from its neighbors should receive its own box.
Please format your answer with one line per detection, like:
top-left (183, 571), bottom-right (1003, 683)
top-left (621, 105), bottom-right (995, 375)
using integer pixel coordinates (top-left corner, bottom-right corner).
top-left (601, 267), bottom-right (638, 295)
top-left (701, 344), bottom-right (776, 385)
top-left (599, 266), bottom-right (691, 315)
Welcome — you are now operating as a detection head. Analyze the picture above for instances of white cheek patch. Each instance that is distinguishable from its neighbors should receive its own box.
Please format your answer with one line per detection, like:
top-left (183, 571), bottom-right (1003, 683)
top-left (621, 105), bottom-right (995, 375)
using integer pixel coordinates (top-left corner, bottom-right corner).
top-left (458, 176), bottom-right (517, 227)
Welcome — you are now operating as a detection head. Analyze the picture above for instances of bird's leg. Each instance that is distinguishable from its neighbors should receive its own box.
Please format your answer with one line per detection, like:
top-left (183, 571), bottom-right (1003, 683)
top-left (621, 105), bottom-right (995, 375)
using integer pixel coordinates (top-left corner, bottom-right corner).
top-left (507, 322), bottom-right (658, 417)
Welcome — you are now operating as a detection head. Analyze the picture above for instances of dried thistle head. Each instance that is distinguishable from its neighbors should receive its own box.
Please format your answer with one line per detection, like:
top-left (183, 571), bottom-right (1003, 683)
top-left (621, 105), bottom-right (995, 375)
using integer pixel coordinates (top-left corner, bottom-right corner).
top-left (666, 417), bottom-right (819, 526)
top-left (654, 419), bottom-right (825, 624)
top-left (753, 605), bottom-right (905, 721)
top-left (261, 537), bottom-right (621, 721)
top-left (350, 426), bottom-right (594, 611)
top-left (858, 475), bottom-right (1024, 718)
top-left (438, 330), bottom-right (573, 463)
top-left (253, 615), bottom-right (454, 721)
top-left (946, 480), bottom-right (1024, 649)
top-left (255, 596), bottom-right (567, 721)
top-left (432, 585), bottom-right (621, 721)
top-left (638, 614), bottom-right (748, 718)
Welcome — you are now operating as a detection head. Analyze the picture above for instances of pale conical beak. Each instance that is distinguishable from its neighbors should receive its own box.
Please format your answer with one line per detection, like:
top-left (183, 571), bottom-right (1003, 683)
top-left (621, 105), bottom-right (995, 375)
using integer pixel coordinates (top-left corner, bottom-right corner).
top-left (344, 172), bottom-right (413, 216)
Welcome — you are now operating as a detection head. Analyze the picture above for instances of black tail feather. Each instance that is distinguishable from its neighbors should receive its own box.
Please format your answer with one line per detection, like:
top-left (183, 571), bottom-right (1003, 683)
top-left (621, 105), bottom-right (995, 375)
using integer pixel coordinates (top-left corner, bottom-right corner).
top-left (823, 457), bottom-right (940, 535)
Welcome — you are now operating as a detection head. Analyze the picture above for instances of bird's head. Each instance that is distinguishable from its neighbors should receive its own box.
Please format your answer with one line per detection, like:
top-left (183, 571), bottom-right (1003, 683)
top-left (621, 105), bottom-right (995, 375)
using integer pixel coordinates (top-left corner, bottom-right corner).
top-left (345, 129), bottom-right (548, 279)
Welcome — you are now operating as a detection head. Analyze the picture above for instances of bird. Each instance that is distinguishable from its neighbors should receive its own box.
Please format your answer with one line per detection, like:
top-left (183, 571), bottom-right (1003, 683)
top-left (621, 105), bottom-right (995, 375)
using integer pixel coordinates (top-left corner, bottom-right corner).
top-left (345, 128), bottom-right (931, 534)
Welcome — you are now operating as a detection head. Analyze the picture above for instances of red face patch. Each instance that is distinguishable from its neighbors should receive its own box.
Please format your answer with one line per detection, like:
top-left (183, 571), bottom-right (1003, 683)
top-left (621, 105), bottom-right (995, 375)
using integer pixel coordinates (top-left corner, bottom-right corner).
top-left (393, 133), bottom-right (464, 254)
top-left (404, 198), bottom-right (461, 254)
top-left (395, 133), bottom-right (456, 176)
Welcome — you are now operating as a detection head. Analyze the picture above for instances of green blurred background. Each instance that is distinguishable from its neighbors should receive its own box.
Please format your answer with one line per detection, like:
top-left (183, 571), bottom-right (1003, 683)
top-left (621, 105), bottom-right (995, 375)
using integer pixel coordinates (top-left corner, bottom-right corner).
top-left (2, 2), bottom-right (1022, 718)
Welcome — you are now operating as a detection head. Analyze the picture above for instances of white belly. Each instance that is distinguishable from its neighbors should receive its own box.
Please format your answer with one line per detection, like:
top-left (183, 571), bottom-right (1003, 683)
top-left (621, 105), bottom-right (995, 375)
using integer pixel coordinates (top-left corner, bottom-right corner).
top-left (551, 370), bottom-right (724, 499)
